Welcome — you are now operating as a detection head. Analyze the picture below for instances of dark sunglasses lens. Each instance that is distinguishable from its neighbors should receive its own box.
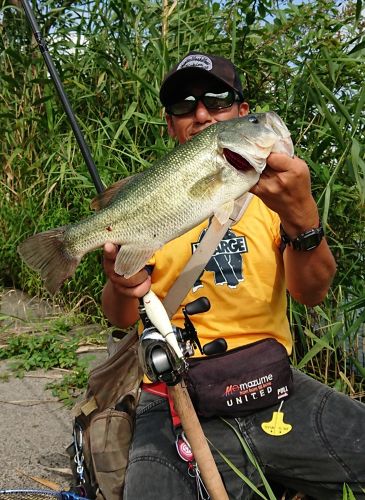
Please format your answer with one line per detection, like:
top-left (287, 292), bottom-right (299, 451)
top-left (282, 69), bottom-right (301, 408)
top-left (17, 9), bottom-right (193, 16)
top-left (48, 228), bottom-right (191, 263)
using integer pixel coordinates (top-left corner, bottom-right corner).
top-left (168, 97), bottom-right (197, 116)
top-left (203, 91), bottom-right (235, 109)
top-left (167, 91), bottom-right (237, 116)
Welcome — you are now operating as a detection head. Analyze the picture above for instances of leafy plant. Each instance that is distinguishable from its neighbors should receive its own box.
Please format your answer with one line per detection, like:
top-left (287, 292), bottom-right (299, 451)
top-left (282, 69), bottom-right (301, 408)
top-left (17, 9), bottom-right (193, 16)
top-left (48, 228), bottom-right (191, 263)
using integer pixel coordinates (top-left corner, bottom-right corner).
top-left (0, 314), bottom-right (108, 404)
top-left (47, 361), bottom-right (90, 408)
top-left (0, 1), bottom-right (364, 494)
top-left (0, 331), bottom-right (77, 372)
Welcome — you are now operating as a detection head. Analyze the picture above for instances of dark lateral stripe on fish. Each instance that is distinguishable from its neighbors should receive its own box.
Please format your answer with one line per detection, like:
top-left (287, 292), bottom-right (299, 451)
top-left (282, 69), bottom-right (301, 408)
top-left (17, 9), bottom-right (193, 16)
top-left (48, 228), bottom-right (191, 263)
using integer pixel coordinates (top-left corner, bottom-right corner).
top-left (223, 148), bottom-right (253, 172)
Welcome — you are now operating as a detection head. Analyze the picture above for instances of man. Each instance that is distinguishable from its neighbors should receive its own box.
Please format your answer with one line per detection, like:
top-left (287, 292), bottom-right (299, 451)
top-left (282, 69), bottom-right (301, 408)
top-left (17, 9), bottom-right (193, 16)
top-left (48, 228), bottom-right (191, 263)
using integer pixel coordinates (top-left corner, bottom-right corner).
top-left (102, 52), bottom-right (365, 499)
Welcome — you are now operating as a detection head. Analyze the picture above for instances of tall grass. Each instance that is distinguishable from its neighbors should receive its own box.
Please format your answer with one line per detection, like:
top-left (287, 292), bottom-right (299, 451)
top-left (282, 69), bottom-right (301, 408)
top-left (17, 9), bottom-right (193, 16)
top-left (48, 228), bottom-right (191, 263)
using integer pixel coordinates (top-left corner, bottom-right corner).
top-left (1, 0), bottom-right (364, 392)
top-left (0, 2), bottom-right (364, 497)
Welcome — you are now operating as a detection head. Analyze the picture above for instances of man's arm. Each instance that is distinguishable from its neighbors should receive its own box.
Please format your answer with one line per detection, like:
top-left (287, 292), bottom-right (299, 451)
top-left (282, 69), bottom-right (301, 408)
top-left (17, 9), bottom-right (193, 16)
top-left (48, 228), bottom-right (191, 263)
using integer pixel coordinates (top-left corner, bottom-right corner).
top-left (101, 243), bottom-right (151, 328)
top-left (250, 153), bottom-right (337, 306)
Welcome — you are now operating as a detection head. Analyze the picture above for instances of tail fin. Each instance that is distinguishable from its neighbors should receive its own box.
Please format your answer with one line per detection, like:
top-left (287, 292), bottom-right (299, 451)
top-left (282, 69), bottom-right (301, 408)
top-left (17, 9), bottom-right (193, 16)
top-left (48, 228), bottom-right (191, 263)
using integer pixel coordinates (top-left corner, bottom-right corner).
top-left (17, 227), bottom-right (80, 295)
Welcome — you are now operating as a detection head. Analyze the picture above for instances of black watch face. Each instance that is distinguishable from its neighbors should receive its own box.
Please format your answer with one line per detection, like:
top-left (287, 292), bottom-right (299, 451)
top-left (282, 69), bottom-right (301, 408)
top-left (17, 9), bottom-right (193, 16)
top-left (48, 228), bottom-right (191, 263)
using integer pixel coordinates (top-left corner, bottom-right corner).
top-left (297, 231), bottom-right (321, 250)
top-left (305, 234), bottom-right (320, 250)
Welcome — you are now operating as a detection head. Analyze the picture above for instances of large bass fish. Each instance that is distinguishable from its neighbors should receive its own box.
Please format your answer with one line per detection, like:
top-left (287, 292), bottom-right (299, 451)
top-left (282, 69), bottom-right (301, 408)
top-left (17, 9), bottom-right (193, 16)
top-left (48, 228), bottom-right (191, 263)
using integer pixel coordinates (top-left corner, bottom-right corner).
top-left (18, 112), bottom-right (294, 294)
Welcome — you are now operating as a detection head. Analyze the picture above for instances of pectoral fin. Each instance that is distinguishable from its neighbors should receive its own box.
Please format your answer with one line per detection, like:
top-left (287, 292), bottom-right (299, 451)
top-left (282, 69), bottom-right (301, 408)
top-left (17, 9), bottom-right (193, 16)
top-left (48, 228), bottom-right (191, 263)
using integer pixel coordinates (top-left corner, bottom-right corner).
top-left (114, 245), bottom-right (158, 278)
top-left (189, 169), bottom-right (224, 199)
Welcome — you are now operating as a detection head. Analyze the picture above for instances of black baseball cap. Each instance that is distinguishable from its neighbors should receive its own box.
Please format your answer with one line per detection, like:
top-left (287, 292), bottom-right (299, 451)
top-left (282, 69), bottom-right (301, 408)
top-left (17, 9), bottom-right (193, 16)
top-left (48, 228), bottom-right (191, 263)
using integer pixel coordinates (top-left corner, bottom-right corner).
top-left (160, 51), bottom-right (244, 107)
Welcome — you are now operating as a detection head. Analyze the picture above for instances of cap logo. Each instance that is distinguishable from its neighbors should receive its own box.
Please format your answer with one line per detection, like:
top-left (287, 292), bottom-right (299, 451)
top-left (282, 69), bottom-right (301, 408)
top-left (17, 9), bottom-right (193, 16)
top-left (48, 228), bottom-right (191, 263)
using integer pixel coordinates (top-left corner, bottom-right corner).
top-left (177, 54), bottom-right (213, 72)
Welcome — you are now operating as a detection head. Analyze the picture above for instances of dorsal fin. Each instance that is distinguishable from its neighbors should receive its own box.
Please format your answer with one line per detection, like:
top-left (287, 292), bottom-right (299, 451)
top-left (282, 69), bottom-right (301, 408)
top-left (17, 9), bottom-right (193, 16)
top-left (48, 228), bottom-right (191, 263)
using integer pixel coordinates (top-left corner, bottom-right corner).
top-left (90, 174), bottom-right (138, 211)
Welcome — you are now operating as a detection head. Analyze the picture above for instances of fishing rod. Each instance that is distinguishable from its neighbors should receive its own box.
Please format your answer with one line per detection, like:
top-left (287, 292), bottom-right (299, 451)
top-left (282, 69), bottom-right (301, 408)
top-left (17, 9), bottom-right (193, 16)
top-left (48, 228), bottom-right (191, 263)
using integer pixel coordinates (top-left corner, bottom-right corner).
top-left (20, 3), bottom-right (228, 498)
top-left (20, 0), bottom-right (149, 324)
top-left (20, 0), bottom-right (104, 194)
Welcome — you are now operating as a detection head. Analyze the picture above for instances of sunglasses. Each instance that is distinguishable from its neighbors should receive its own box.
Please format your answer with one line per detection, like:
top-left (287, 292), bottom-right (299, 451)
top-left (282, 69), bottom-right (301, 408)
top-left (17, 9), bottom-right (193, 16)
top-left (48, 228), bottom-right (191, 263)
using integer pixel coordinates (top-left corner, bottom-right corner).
top-left (166, 90), bottom-right (242, 116)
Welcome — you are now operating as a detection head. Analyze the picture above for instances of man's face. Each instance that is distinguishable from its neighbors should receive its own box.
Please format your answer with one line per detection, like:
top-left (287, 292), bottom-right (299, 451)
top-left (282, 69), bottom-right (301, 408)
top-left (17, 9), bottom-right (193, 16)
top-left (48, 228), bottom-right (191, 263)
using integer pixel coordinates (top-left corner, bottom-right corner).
top-left (165, 77), bottom-right (249, 144)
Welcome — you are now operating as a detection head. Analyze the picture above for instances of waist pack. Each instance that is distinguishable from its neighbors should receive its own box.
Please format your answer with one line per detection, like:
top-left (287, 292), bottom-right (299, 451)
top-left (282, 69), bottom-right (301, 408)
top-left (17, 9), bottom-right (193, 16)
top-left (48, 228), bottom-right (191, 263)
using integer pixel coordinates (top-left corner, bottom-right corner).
top-left (185, 338), bottom-right (293, 418)
top-left (67, 328), bottom-right (143, 500)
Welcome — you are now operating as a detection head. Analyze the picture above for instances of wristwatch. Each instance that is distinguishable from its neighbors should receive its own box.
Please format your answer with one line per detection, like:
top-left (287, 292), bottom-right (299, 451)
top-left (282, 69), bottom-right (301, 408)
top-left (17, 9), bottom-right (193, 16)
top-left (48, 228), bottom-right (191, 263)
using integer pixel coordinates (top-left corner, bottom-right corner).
top-left (280, 223), bottom-right (324, 251)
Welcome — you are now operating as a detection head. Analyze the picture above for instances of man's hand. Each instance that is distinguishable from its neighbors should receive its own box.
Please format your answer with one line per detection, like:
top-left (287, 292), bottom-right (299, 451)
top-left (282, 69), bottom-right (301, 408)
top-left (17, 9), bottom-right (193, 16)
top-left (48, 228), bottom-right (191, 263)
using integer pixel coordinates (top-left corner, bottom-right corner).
top-left (103, 242), bottom-right (151, 299)
top-left (250, 153), bottom-right (319, 238)
top-left (250, 152), bottom-right (336, 305)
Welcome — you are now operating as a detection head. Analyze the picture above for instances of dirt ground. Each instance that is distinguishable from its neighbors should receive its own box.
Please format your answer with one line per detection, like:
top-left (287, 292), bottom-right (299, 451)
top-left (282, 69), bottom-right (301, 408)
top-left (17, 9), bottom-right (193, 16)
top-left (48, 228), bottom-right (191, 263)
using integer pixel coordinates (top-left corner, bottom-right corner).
top-left (0, 288), bottom-right (107, 492)
top-left (0, 361), bottom-right (74, 490)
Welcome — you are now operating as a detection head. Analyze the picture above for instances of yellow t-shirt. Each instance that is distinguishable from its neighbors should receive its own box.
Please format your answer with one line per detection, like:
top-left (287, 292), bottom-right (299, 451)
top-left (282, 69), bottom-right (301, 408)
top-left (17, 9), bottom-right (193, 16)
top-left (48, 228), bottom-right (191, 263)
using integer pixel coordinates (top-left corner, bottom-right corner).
top-left (146, 195), bottom-right (292, 358)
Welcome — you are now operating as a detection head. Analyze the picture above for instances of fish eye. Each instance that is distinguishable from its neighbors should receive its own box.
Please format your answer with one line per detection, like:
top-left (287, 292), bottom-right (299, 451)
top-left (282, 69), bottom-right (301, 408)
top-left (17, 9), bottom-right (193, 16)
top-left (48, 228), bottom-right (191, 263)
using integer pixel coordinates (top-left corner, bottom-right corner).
top-left (248, 115), bottom-right (259, 123)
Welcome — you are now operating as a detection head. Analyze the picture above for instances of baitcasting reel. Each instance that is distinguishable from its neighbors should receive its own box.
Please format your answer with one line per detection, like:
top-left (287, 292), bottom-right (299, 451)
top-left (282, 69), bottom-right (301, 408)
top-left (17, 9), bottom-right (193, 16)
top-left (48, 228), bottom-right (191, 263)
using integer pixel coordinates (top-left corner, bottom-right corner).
top-left (138, 293), bottom-right (227, 385)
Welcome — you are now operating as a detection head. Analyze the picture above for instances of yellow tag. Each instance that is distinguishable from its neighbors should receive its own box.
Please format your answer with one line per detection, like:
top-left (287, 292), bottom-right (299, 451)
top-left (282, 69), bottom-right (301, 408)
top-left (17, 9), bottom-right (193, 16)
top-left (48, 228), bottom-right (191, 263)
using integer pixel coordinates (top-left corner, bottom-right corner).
top-left (261, 411), bottom-right (292, 436)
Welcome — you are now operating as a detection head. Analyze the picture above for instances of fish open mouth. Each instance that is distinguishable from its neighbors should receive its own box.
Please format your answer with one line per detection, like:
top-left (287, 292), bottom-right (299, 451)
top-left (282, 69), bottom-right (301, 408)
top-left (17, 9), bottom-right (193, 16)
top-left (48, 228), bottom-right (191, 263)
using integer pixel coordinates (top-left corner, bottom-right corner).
top-left (223, 148), bottom-right (253, 172)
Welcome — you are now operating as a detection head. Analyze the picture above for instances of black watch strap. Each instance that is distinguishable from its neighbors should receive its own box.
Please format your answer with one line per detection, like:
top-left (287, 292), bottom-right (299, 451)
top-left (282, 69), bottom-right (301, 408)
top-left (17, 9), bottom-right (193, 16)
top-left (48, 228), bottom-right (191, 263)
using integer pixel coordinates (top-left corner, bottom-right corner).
top-left (280, 223), bottom-right (324, 251)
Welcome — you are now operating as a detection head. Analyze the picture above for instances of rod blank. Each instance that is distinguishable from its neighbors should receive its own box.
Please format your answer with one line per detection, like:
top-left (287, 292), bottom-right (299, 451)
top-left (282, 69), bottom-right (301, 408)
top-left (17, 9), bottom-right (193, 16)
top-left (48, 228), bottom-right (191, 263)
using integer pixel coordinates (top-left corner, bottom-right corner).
top-left (21, 0), bottom-right (104, 194)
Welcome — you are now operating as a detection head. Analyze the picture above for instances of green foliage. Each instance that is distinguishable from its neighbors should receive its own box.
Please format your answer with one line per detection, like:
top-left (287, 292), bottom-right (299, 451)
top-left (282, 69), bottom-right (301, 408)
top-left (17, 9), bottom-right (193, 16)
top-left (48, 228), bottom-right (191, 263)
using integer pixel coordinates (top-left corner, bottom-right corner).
top-left (342, 484), bottom-right (359, 500)
top-left (0, 331), bottom-right (76, 370)
top-left (0, 314), bottom-right (107, 405)
top-left (47, 361), bottom-right (90, 408)
top-left (213, 418), bottom-right (277, 500)
top-left (0, 0), bottom-right (364, 388)
top-left (0, 2), bottom-right (363, 494)
top-left (288, 287), bottom-right (365, 401)
top-left (0, 319), bottom-right (78, 372)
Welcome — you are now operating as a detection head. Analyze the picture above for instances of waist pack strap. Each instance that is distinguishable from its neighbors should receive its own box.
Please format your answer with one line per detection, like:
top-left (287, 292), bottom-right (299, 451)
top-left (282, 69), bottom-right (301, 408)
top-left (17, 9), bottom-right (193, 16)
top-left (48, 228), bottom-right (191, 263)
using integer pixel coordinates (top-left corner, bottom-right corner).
top-left (141, 381), bottom-right (168, 397)
top-left (142, 382), bottom-right (181, 429)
